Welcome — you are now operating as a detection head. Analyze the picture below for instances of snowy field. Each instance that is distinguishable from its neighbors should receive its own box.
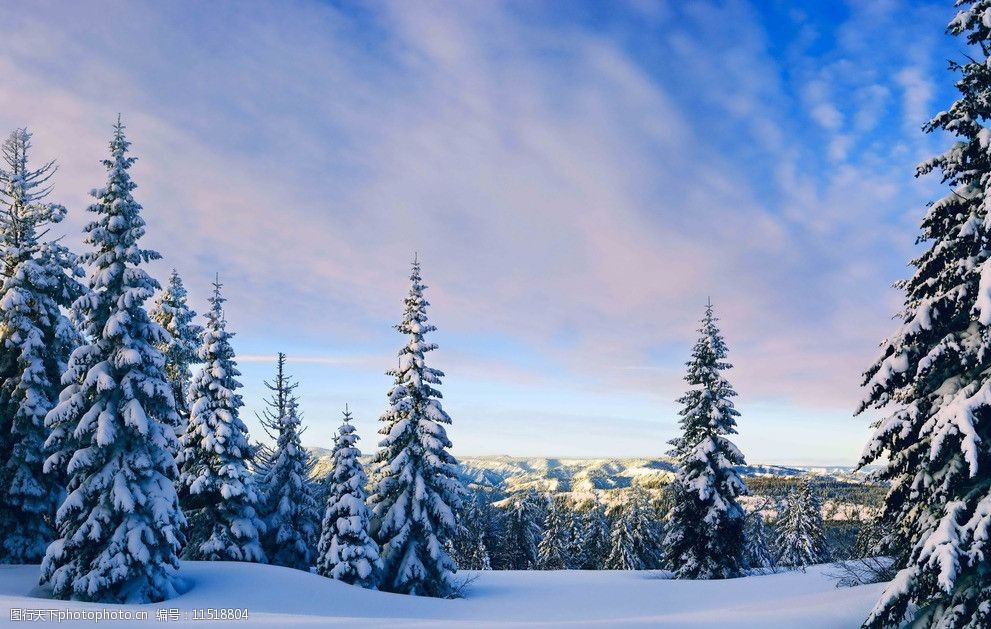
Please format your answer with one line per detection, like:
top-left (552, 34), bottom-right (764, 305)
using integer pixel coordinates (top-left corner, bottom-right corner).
top-left (0, 562), bottom-right (884, 628)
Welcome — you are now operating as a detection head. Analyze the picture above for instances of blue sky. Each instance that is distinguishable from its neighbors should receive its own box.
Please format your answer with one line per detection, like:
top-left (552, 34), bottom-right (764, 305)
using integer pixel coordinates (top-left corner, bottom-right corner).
top-left (0, 0), bottom-right (963, 464)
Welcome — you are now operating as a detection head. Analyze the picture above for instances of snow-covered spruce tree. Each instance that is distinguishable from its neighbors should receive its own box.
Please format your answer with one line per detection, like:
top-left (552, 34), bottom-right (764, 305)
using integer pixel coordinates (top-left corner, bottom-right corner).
top-left (605, 486), bottom-right (663, 570)
top-left (565, 503), bottom-right (588, 569)
top-left (479, 504), bottom-right (502, 571)
top-left (578, 500), bottom-right (611, 570)
top-left (176, 278), bottom-right (265, 563)
top-left (469, 533), bottom-right (492, 571)
top-left (855, 4), bottom-right (991, 627)
top-left (0, 129), bottom-right (85, 564)
top-left (257, 364), bottom-right (321, 571)
top-left (452, 493), bottom-right (490, 570)
top-left (743, 510), bottom-right (775, 571)
top-left (41, 120), bottom-right (185, 603)
top-left (451, 493), bottom-right (492, 571)
top-left (663, 300), bottom-right (748, 579)
top-left (150, 269), bottom-right (202, 438)
top-left (368, 258), bottom-right (465, 597)
top-left (478, 496), bottom-right (504, 566)
top-left (773, 481), bottom-right (827, 569)
top-left (501, 490), bottom-right (544, 569)
top-left (536, 494), bottom-right (570, 570)
top-left (316, 406), bottom-right (381, 586)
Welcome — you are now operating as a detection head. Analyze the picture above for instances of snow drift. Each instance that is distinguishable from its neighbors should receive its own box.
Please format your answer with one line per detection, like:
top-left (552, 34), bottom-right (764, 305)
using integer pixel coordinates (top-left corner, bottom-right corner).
top-left (0, 561), bottom-right (884, 627)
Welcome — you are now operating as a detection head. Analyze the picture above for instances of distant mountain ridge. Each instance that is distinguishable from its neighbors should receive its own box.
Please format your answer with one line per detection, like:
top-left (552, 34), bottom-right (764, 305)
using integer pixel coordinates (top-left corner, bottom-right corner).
top-left (306, 448), bottom-right (873, 493)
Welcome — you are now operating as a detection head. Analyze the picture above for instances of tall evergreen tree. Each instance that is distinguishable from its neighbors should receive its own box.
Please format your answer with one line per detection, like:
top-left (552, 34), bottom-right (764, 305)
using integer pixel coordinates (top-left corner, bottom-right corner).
top-left (316, 406), bottom-right (381, 587)
top-left (257, 355), bottom-right (320, 571)
top-left (855, 4), bottom-right (991, 627)
top-left (663, 300), bottom-right (748, 579)
top-left (536, 494), bottom-right (569, 570)
top-left (605, 486), bottom-right (663, 570)
top-left (41, 120), bottom-right (185, 603)
top-left (774, 481), bottom-right (828, 569)
top-left (150, 269), bottom-right (202, 438)
top-left (501, 490), bottom-right (544, 570)
top-left (0, 129), bottom-right (84, 564)
top-left (176, 278), bottom-right (265, 563)
top-left (369, 258), bottom-right (465, 597)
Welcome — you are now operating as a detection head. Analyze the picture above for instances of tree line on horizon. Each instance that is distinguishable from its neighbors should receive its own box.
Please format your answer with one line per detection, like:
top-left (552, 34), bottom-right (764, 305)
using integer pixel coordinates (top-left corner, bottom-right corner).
top-left (450, 477), bottom-right (840, 574)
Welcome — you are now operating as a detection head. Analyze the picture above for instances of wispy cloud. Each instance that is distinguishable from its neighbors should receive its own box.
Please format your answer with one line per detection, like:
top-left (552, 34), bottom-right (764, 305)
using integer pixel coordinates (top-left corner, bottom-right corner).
top-left (0, 0), bottom-right (961, 461)
top-left (238, 354), bottom-right (380, 367)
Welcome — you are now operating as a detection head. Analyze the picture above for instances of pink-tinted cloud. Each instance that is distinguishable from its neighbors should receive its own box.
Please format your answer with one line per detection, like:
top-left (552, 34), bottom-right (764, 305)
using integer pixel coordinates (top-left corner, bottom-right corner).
top-left (0, 0), bottom-right (960, 461)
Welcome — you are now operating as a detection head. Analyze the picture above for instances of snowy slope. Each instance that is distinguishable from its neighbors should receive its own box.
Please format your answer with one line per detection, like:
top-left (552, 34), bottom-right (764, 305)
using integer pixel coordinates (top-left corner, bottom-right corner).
top-left (0, 561), bottom-right (884, 628)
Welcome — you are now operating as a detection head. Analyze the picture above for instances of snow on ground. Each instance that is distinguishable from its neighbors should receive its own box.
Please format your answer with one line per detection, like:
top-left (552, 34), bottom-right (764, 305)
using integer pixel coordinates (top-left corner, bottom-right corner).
top-left (0, 562), bottom-right (884, 628)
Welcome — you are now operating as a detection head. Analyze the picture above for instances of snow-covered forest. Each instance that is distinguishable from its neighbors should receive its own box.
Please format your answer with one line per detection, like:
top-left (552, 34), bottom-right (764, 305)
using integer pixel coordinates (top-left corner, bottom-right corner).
top-left (2, 0), bottom-right (991, 627)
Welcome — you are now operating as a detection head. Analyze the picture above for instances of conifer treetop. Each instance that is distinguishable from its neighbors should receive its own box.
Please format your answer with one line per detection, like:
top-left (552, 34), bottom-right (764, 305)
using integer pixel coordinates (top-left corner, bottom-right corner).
top-left (0, 128), bottom-right (66, 258)
top-left (151, 269), bottom-right (203, 424)
top-left (668, 300), bottom-right (741, 460)
top-left (258, 352), bottom-right (298, 439)
top-left (83, 119), bottom-right (161, 273)
top-left (184, 274), bottom-right (246, 456)
top-left (152, 269), bottom-right (202, 355)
